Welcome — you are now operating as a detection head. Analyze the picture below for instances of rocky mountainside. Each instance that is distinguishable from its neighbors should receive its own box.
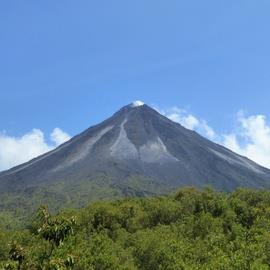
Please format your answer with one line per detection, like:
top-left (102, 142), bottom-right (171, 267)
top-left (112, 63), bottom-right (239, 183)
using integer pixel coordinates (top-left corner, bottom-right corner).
top-left (0, 102), bottom-right (270, 212)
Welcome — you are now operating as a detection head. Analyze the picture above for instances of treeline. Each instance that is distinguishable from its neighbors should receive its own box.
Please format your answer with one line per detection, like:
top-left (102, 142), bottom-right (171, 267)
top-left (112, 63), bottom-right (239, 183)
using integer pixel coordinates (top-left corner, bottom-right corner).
top-left (1, 187), bottom-right (270, 269)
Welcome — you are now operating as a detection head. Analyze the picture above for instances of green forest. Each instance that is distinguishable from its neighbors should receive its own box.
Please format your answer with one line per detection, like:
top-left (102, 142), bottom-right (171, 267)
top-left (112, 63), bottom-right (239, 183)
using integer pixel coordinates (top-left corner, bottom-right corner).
top-left (1, 187), bottom-right (270, 269)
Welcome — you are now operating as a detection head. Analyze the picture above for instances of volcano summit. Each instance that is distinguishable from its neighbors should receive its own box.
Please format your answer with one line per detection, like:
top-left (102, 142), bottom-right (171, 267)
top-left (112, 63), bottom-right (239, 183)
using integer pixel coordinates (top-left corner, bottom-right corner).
top-left (0, 103), bottom-right (270, 210)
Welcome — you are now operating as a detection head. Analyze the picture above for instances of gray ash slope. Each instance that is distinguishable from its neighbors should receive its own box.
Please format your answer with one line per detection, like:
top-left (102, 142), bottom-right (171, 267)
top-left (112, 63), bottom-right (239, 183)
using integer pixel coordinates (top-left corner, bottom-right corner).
top-left (1, 103), bottom-right (270, 198)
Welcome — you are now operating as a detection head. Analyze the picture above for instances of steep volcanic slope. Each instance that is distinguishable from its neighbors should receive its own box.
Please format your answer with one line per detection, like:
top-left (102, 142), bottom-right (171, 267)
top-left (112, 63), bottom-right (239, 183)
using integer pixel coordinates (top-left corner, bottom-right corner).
top-left (0, 102), bottom-right (270, 211)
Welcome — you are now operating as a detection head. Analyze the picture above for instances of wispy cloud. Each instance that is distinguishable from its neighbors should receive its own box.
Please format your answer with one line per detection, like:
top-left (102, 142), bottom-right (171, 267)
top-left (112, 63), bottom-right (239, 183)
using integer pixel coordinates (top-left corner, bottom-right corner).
top-left (0, 128), bottom-right (71, 171)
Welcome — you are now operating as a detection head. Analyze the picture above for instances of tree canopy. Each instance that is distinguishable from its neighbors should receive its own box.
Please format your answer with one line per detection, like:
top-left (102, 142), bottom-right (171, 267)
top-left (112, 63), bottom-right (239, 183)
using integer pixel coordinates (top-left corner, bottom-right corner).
top-left (1, 187), bottom-right (270, 269)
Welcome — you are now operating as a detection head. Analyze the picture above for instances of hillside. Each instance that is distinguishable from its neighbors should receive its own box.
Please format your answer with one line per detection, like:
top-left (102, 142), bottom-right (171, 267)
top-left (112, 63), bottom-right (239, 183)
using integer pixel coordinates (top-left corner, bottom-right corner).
top-left (1, 188), bottom-right (270, 269)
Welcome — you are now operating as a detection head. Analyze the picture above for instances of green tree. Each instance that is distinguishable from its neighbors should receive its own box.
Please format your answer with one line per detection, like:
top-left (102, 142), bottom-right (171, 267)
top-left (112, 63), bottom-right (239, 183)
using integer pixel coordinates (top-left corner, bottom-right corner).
top-left (36, 205), bottom-right (76, 266)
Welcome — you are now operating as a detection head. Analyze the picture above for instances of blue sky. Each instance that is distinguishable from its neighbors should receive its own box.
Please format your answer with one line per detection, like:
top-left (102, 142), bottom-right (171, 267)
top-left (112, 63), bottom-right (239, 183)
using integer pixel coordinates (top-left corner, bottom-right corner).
top-left (1, 1), bottom-right (270, 170)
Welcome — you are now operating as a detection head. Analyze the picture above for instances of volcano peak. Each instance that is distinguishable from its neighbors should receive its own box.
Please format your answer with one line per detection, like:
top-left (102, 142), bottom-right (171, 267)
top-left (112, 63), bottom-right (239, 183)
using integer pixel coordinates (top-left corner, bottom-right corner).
top-left (131, 100), bottom-right (145, 107)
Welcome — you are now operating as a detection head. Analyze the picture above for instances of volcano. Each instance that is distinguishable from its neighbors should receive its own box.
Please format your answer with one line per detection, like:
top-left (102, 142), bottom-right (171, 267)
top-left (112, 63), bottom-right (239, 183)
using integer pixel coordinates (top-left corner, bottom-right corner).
top-left (1, 102), bottom-right (270, 210)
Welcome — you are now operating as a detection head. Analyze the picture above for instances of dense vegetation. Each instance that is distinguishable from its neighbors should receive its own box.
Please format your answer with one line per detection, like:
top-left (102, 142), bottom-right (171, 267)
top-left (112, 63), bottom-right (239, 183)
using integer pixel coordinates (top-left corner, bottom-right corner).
top-left (1, 187), bottom-right (270, 269)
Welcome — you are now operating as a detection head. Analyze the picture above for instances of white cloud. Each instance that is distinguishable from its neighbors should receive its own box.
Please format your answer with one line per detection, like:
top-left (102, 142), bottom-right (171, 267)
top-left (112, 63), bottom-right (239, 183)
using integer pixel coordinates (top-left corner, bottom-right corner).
top-left (223, 134), bottom-right (242, 153)
top-left (158, 107), bottom-right (216, 139)
top-left (50, 128), bottom-right (71, 146)
top-left (223, 113), bottom-right (270, 169)
top-left (0, 128), bottom-right (70, 171)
